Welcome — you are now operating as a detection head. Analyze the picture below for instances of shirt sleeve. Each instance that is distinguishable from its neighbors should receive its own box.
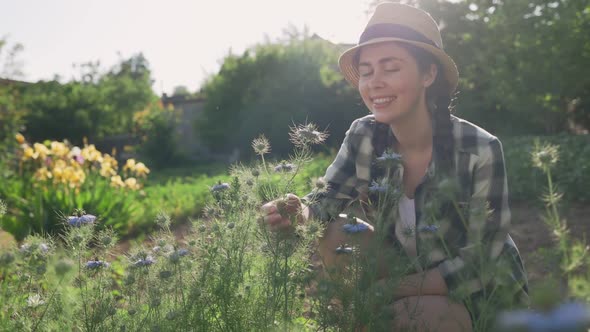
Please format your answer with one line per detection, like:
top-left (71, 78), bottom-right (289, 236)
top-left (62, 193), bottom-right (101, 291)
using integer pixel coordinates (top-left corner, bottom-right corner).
top-left (302, 119), bottom-right (362, 222)
top-left (437, 137), bottom-right (511, 297)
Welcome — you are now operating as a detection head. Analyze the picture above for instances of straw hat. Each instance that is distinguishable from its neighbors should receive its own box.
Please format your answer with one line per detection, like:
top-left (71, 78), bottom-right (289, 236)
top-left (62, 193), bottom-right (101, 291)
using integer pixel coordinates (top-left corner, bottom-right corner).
top-left (339, 2), bottom-right (459, 94)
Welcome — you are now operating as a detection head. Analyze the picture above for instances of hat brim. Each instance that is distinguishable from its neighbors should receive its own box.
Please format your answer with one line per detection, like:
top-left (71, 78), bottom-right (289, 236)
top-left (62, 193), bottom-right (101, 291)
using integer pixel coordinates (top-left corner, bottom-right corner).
top-left (338, 37), bottom-right (459, 94)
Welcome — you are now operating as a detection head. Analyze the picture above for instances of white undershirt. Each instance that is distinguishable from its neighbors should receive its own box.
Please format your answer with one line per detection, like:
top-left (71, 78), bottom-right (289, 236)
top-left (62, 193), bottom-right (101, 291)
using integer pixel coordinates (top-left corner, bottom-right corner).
top-left (396, 194), bottom-right (418, 257)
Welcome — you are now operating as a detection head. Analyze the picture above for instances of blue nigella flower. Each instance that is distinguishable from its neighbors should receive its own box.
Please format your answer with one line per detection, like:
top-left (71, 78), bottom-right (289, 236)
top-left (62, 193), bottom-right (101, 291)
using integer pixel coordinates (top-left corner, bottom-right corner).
top-left (85, 260), bottom-right (110, 269)
top-left (418, 224), bottom-right (440, 233)
top-left (495, 301), bottom-right (590, 332)
top-left (368, 180), bottom-right (388, 194)
top-left (375, 151), bottom-right (403, 163)
top-left (68, 214), bottom-right (96, 227)
top-left (133, 255), bottom-right (155, 268)
top-left (342, 223), bottom-right (369, 234)
top-left (177, 249), bottom-right (189, 257)
top-left (274, 162), bottom-right (296, 173)
top-left (335, 245), bottom-right (354, 254)
top-left (210, 182), bottom-right (230, 192)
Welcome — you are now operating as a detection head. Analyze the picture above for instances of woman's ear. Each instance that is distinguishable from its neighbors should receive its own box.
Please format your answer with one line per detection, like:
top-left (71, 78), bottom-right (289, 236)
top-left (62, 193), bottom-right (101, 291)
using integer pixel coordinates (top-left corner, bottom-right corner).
top-left (423, 63), bottom-right (438, 88)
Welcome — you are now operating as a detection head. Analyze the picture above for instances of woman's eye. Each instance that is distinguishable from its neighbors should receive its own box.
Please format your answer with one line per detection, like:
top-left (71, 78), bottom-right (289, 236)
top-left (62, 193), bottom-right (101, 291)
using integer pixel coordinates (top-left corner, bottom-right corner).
top-left (359, 70), bottom-right (373, 77)
top-left (385, 68), bottom-right (400, 73)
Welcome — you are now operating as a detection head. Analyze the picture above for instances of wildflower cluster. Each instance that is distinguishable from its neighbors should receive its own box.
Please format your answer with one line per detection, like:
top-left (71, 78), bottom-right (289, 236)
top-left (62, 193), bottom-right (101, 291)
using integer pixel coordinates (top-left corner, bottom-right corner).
top-left (16, 134), bottom-right (149, 191)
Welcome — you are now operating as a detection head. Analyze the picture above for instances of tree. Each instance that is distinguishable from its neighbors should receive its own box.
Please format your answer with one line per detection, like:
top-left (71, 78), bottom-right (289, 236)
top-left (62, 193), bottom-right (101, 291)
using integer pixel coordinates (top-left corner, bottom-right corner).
top-left (369, 0), bottom-right (590, 134)
top-left (0, 37), bottom-right (25, 79)
top-left (196, 32), bottom-right (365, 159)
top-left (18, 53), bottom-right (158, 144)
top-left (172, 85), bottom-right (191, 96)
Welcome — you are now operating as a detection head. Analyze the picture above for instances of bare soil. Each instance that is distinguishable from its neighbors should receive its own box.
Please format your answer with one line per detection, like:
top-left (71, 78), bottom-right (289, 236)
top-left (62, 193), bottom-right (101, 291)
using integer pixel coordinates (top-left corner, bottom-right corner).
top-left (509, 201), bottom-right (590, 284)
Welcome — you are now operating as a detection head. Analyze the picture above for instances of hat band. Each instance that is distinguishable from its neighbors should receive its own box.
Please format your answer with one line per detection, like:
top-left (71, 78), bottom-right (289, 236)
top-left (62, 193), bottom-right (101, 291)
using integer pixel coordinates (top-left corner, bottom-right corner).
top-left (359, 23), bottom-right (438, 49)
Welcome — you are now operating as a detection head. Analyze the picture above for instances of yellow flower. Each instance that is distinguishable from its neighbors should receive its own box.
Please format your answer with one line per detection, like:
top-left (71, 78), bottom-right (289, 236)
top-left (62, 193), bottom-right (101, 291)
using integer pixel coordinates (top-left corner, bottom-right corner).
top-left (22, 146), bottom-right (39, 160)
top-left (50, 141), bottom-right (69, 158)
top-left (52, 166), bottom-right (64, 183)
top-left (110, 175), bottom-right (125, 188)
top-left (15, 133), bottom-right (25, 144)
top-left (124, 177), bottom-right (140, 190)
top-left (123, 159), bottom-right (136, 172)
top-left (81, 145), bottom-right (103, 163)
top-left (99, 161), bottom-right (117, 177)
top-left (34, 167), bottom-right (53, 181)
top-left (99, 155), bottom-right (118, 177)
top-left (54, 159), bottom-right (67, 169)
top-left (133, 162), bottom-right (150, 177)
top-left (66, 167), bottom-right (86, 188)
top-left (33, 143), bottom-right (50, 160)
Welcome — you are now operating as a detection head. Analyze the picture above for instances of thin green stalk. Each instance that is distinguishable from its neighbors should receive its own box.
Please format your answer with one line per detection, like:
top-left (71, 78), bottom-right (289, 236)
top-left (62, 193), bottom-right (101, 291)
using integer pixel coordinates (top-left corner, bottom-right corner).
top-left (32, 276), bottom-right (64, 332)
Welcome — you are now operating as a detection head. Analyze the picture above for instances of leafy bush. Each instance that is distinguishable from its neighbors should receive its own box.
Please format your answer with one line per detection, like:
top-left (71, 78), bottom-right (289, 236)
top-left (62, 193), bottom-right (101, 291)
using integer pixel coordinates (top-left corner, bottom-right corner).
top-left (133, 101), bottom-right (186, 170)
top-left (503, 135), bottom-right (590, 202)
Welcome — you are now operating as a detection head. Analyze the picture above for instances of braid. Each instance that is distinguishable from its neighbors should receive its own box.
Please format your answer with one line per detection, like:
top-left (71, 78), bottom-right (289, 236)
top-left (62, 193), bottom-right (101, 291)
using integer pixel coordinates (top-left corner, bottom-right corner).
top-left (432, 93), bottom-right (455, 176)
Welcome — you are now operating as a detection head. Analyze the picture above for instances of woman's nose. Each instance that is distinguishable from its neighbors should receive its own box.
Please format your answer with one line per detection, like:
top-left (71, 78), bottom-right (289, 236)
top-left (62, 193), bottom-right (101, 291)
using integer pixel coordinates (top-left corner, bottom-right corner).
top-left (368, 70), bottom-right (386, 89)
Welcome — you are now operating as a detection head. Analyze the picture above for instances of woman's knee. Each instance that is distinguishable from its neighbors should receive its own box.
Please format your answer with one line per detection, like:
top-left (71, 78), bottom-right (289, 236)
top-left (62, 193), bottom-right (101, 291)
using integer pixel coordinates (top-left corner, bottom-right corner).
top-left (391, 295), bottom-right (473, 332)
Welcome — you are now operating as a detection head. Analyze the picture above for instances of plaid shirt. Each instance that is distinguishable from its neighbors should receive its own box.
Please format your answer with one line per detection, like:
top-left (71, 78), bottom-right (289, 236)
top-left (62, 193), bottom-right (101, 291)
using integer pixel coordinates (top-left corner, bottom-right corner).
top-left (304, 114), bottom-right (528, 300)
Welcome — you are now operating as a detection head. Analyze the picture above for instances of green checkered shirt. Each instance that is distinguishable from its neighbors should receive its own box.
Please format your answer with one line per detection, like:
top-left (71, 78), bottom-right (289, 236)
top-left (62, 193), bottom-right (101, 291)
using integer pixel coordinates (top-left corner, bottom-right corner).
top-left (304, 114), bottom-right (528, 299)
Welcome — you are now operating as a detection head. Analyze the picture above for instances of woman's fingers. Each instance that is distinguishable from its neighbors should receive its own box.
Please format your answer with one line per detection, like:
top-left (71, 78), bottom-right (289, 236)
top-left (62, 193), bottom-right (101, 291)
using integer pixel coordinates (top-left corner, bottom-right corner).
top-left (261, 202), bottom-right (277, 214)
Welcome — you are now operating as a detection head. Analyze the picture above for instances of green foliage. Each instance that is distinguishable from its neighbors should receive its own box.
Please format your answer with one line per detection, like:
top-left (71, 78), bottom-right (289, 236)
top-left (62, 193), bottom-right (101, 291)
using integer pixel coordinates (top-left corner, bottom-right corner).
top-left (529, 141), bottom-right (590, 305)
top-left (197, 32), bottom-right (364, 158)
top-left (18, 54), bottom-right (156, 144)
top-left (134, 102), bottom-right (185, 170)
top-left (0, 84), bottom-right (25, 170)
top-left (372, 0), bottom-right (590, 134)
top-left (503, 134), bottom-right (590, 202)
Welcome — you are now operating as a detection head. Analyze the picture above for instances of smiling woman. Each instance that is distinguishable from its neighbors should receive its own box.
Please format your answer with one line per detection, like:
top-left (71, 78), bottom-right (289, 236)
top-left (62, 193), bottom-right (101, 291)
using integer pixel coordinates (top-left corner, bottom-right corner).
top-left (261, 2), bottom-right (529, 331)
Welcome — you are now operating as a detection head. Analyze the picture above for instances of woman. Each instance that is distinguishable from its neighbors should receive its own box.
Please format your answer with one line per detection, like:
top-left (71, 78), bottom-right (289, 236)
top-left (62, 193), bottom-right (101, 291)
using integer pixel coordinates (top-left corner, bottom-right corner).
top-left (262, 3), bottom-right (528, 331)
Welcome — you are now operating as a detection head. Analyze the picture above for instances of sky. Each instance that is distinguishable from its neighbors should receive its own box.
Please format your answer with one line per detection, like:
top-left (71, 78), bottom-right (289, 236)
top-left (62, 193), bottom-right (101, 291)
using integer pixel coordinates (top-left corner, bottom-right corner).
top-left (0, 0), bottom-right (374, 95)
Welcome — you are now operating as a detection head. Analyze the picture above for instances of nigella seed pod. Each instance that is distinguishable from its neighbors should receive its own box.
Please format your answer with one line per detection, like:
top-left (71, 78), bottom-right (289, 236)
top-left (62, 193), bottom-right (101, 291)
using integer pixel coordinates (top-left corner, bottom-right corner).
top-left (36, 264), bottom-right (47, 275)
top-left (127, 308), bottom-right (137, 316)
top-left (72, 234), bottom-right (84, 244)
top-left (227, 222), bottom-right (235, 229)
top-left (101, 236), bottom-right (112, 246)
top-left (198, 225), bottom-right (207, 233)
top-left (0, 252), bottom-right (15, 266)
top-left (159, 270), bottom-right (173, 279)
top-left (149, 298), bottom-right (161, 308)
top-left (124, 275), bottom-right (135, 286)
top-left (54, 259), bottom-right (73, 276)
top-left (166, 311), bottom-right (177, 321)
top-left (190, 288), bottom-right (202, 300)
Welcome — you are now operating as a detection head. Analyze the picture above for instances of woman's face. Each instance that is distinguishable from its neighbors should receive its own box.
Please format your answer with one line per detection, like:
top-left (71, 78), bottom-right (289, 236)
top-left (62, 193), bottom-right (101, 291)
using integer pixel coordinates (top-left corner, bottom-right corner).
top-left (357, 42), bottom-right (435, 125)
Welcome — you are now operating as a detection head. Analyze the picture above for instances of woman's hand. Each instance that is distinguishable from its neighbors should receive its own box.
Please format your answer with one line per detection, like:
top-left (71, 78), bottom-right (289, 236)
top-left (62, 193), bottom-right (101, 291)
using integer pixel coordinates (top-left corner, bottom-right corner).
top-left (260, 194), bottom-right (308, 232)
